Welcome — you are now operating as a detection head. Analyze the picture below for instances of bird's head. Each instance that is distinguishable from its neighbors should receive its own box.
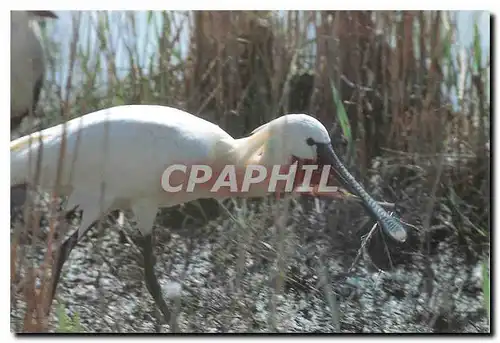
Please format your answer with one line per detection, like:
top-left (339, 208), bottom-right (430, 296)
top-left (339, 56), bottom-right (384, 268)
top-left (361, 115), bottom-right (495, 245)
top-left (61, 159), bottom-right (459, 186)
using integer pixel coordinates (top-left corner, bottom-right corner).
top-left (260, 114), bottom-right (331, 163)
top-left (238, 113), bottom-right (407, 243)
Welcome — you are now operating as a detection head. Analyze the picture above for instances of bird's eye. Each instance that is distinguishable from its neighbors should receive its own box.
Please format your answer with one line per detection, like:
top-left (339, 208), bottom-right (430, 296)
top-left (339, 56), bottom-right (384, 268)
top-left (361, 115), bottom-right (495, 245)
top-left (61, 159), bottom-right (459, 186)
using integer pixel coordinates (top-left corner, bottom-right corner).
top-left (306, 138), bottom-right (315, 146)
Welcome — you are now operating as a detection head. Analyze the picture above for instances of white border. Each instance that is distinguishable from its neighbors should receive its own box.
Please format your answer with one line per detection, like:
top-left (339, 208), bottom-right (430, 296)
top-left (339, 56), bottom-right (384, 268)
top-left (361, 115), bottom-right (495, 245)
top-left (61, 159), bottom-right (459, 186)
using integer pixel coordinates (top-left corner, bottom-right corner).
top-left (3, 1), bottom-right (496, 341)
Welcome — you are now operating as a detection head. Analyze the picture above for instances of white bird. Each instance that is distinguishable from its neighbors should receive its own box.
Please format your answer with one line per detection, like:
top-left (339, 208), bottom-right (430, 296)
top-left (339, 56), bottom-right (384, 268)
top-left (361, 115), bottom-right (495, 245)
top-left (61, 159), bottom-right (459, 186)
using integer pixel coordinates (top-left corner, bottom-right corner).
top-left (11, 10), bottom-right (57, 134)
top-left (10, 104), bottom-right (407, 322)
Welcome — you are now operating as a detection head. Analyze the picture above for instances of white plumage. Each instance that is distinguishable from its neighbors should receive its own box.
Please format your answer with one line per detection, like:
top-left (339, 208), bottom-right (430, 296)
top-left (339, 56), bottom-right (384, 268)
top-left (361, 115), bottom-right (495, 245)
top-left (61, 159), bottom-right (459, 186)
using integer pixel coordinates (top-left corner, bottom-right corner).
top-left (12, 105), bottom-right (233, 237)
top-left (11, 104), bottom-right (406, 321)
top-left (10, 10), bottom-right (57, 133)
top-left (11, 105), bottom-right (339, 238)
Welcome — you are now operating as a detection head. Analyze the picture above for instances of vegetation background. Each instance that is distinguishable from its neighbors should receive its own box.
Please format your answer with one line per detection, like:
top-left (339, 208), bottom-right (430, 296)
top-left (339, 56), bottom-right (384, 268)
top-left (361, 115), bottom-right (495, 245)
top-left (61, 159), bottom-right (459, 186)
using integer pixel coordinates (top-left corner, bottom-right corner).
top-left (11, 10), bottom-right (490, 333)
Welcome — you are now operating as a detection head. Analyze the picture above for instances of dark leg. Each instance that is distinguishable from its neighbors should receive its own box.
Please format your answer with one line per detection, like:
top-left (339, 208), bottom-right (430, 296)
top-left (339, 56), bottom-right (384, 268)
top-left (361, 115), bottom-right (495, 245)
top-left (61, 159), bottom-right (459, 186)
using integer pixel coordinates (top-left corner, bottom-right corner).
top-left (48, 209), bottom-right (122, 312)
top-left (48, 229), bottom-right (79, 305)
top-left (47, 215), bottom-right (98, 313)
top-left (11, 184), bottom-right (83, 300)
top-left (141, 233), bottom-right (171, 324)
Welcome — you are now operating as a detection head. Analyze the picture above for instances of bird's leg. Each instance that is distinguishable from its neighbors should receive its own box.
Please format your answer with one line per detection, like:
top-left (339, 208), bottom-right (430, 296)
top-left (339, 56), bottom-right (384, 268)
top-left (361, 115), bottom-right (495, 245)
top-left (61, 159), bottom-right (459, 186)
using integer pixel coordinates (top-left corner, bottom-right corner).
top-left (49, 226), bottom-right (79, 305)
top-left (47, 200), bottom-right (109, 313)
top-left (141, 233), bottom-right (171, 324)
top-left (48, 217), bottom-right (99, 310)
top-left (131, 200), bottom-right (172, 324)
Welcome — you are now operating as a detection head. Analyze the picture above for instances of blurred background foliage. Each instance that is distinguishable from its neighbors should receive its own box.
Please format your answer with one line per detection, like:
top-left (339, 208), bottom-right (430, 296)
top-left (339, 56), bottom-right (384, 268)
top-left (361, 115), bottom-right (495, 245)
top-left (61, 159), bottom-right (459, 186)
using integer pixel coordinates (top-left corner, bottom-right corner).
top-left (35, 10), bottom-right (490, 241)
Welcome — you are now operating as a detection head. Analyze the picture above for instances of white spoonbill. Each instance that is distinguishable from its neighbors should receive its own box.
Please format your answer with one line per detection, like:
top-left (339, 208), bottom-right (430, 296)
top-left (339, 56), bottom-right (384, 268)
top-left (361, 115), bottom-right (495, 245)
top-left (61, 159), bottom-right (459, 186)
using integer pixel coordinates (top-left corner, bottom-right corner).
top-left (10, 104), bottom-right (407, 322)
top-left (11, 10), bottom-right (58, 133)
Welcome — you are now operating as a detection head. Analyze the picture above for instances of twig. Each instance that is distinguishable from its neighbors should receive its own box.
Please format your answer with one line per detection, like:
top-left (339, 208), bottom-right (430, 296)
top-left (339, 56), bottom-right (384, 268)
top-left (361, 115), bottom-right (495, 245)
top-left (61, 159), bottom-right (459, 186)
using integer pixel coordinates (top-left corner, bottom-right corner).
top-left (422, 152), bottom-right (446, 304)
top-left (348, 221), bottom-right (380, 274)
top-left (317, 257), bottom-right (340, 332)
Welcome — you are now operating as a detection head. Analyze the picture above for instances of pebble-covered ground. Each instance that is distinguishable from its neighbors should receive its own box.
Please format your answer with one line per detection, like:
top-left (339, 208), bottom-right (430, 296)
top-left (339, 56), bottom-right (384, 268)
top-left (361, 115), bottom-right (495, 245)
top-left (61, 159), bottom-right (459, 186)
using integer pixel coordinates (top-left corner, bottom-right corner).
top-left (10, 196), bottom-right (489, 333)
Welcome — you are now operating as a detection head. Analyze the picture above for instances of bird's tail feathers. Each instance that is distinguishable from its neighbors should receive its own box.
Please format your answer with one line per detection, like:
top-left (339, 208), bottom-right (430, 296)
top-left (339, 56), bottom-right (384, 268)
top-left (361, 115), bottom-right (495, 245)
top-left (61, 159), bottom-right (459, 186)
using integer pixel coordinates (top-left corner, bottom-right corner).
top-left (10, 131), bottom-right (51, 186)
top-left (10, 130), bottom-right (45, 154)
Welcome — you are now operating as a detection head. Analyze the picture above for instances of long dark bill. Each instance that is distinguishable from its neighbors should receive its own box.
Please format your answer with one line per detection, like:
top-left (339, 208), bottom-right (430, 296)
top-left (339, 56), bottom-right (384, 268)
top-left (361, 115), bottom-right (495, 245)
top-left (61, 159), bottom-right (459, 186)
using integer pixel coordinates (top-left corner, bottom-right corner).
top-left (316, 143), bottom-right (407, 243)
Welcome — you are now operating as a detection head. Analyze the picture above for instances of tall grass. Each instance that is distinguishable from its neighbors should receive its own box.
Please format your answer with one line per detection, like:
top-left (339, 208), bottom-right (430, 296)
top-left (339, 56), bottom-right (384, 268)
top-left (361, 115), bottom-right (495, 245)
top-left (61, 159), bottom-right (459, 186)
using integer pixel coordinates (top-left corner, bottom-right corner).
top-left (11, 10), bottom-right (490, 332)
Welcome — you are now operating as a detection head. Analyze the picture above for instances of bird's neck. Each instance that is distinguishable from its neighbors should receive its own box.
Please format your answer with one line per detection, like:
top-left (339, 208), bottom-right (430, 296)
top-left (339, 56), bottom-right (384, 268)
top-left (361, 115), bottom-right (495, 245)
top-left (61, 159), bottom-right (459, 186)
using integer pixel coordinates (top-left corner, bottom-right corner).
top-left (202, 134), bottom-right (296, 199)
top-left (231, 137), bottom-right (289, 167)
top-left (258, 135), bottom-right (291, 166)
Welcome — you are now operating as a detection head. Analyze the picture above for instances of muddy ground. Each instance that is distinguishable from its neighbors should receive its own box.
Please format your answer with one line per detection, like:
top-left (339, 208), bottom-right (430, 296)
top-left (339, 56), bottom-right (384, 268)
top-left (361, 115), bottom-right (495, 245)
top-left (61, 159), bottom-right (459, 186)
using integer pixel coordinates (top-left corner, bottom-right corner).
top-left (10, 190), bottom-right (490, 333)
